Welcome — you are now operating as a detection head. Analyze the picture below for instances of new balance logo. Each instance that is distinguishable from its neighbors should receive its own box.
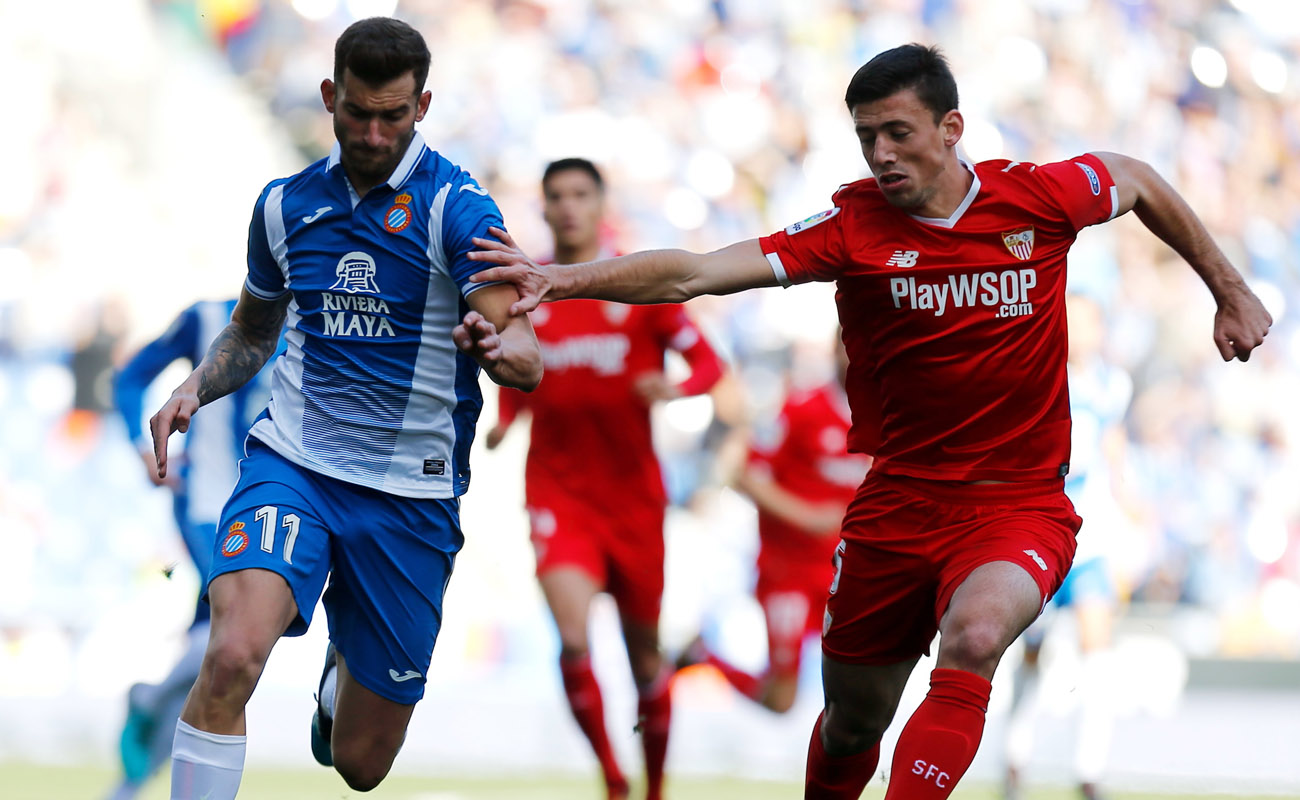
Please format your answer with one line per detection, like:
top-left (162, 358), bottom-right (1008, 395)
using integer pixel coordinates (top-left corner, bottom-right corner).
top-left (389, 669), bottom-right (422, 682)
top-left (885, 250), bottom-right (919, 268)
top-left (1024, 549), bottom-right (1047, 571)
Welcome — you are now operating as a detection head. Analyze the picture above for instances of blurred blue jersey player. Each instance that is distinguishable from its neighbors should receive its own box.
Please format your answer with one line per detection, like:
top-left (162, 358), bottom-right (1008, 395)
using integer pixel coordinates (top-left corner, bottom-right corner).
top-left (106, 299), bottom-right (281, 800)
top-left (150, 17), bottom-right (542, 800)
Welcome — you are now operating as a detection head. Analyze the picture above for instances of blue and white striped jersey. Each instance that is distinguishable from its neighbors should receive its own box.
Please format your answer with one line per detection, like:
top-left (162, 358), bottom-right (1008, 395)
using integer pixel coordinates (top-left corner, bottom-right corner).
top-left (243, 132), bottom-right (501, 499)
top-left (114, 299), bottom-right (278, 523)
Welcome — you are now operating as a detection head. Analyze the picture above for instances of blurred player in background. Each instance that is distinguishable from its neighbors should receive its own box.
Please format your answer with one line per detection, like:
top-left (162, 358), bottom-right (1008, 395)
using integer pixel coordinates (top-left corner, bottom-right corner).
top-left (105, 299), bottom-right (281, 800)
top-left (468, 43), bottom-right (1271, 800)
top-left (676, 335), bottom-right (871, 714)
top-left (1002, 293), bottom-right (1135, 800)
top-left (149, 18), bottom-right (541, 800)
top-left (484, 158), bottom-right (724, 800)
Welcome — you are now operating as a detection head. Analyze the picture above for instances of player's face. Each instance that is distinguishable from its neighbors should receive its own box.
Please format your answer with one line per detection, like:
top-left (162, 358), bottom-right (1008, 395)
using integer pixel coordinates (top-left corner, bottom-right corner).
top-left (542, 169), bottom-right (604, 252)
top-left (322, 69), bottom-right (431, 188)
top-left (851, 88), bottom-right (963, 214)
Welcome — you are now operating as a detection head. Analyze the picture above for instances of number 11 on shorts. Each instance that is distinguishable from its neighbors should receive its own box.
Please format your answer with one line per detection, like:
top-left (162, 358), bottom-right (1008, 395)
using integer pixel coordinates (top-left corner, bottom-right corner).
top-left (255, 505), bottom-right (301, 565)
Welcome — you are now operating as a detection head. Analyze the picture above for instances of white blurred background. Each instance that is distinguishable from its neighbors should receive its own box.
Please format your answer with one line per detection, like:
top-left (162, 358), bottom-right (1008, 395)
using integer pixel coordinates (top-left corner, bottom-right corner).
top-left (1, 0), bottom-right (1298, 795)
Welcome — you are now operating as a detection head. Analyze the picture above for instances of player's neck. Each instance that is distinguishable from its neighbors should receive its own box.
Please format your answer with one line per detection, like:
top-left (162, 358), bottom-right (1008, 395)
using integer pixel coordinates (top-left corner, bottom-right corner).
top-left (552, 241), bottom-right (601, 266)
top-left (915, 159), bottom-right (974, 220)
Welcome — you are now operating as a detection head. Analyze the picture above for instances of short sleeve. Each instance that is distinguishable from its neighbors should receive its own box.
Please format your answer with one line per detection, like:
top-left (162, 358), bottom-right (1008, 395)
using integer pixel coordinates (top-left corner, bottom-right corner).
top-left (440, 172), bottom-right (506, 296)
top-left (245, 182), bottom-right (290, 300)
top-left (759, 202), bottom-right (849, 286)
top-left (1035, 154), bottom-right (1119, 232)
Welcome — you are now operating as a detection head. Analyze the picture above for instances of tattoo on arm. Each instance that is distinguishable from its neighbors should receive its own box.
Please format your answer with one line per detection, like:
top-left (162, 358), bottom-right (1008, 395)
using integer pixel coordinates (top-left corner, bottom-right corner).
top-left (194, 301), bottom-right (286, 406)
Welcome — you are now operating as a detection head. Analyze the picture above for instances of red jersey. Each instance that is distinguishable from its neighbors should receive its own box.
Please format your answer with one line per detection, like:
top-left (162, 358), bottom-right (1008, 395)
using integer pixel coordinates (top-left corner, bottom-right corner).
top-left (749, 381), bottom-right (872, 584)
top-left (760, 154), bottom-right (1119, 482)
top-left (498, 300), bottom-right (723, 516)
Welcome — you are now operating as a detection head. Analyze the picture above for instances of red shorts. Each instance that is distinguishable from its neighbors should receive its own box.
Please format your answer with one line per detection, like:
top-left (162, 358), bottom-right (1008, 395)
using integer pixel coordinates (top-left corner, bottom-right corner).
top-left (822, 472), bottom-right (1080, 665)
top-left (528, 496), bottom-right (666, 625)
top-left (756, 575), bottom-right (828, 678)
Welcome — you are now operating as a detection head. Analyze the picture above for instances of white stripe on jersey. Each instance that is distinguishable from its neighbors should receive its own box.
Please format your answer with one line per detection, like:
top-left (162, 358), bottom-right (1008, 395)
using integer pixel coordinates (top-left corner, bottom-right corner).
top-left (266, 184), bottom-right (291, 285)
top-left (252, 299), bottom-right (308, 474)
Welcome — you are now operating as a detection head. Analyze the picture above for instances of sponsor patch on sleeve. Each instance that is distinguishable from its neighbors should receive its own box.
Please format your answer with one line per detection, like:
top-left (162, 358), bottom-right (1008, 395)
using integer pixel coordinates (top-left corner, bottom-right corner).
top-left (1076, 162), bottom-right (1101, 196)
top-left (785, 207), bottom-right (840, 235)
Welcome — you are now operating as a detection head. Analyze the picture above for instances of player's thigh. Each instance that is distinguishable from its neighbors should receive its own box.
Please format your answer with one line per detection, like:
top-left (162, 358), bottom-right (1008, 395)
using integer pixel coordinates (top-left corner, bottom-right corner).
top-left (208, 443), bottom-right (335, 639)
top-left (324, 490), bottom-right (463, 706)
top-left (331, 651), bottom-right (415, 765)
top-left (605, 505), bottom-right (666, 630)
top-left (539, 566), bottom-right (603, 651)
top-left (822, 533), bottom-right (939, 665)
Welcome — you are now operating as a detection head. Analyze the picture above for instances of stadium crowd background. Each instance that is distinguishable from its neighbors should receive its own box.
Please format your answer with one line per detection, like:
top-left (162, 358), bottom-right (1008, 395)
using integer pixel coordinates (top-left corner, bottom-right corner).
top-left (2, 0), bottom-right (1298, 790)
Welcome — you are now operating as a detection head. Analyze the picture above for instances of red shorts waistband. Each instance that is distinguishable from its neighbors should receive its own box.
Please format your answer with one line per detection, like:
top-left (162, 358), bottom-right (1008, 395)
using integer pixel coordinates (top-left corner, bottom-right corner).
top-left (868, 471), bottom-right (1065, 505)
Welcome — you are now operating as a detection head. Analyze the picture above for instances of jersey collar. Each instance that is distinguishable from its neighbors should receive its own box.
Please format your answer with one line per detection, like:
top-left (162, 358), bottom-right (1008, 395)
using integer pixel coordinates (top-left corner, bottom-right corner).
top-left (325, 131), bottom-right (428, 193)
top-left (907, 159), bottom-right (980, 229)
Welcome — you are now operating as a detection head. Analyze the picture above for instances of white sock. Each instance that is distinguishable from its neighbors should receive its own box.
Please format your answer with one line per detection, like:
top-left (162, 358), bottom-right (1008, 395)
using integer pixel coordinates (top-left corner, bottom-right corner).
top-left (170, 719), bottom-right (245, 800)
top-left (319, 662), bottom-right (338, 718)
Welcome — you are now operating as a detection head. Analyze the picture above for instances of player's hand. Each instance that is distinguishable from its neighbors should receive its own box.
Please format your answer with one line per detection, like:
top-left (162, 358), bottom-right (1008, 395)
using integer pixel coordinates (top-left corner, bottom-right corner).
top-left (454, 310), bottom-right (503, 366)
top-left (1214, 283), bottom-right (1272, 362)
top-left (468, 227), bottom-right (553, 316)
top-left (633, 372), bottom-right (681, 406)
top-left (484, 424), bottom-right (508, 450)
top-left (149, 390), bottom-right (199, 481)
top-left (139, 448), bottom-right (179, 489)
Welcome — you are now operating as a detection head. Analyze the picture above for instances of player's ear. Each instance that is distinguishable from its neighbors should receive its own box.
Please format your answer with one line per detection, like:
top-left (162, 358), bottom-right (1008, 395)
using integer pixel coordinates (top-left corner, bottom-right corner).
top-left (321, 78), bottom-right (337, 113)
top-left (941, 109), bottom-right (963, 148)
top-left (416, 90), bottom-right (432, 122)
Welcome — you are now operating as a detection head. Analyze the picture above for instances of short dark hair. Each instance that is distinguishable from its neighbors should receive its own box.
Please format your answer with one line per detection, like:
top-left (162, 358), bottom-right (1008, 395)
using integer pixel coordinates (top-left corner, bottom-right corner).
top-left (542, 158), bottom-right (605, 193)
top-left (334, 17), bottom-right (431, 93)
top-left (844, 44), bottom-right (958, 122)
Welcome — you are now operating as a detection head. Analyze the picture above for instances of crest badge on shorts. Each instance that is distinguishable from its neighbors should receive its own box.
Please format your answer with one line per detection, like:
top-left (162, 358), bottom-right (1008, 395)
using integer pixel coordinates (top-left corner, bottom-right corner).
top-left (1002, 226), bottom-right (1035, 261)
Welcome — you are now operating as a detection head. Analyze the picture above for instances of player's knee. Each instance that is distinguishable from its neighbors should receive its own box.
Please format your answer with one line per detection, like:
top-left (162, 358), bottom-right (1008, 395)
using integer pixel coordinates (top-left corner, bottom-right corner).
top-left (941, 619), bottom-right (1011, 670)
top-left (201, 637), bottom-right (267, 704)
top-left (333, 740), bottom-right (399, 792)
top-left (822, 702), bottom-right (888, 754)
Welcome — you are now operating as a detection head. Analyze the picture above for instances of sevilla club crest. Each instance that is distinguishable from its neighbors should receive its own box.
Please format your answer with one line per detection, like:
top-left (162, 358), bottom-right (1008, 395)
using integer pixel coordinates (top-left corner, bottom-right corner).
top-left (1002, 227), bottom-right (1035, 261)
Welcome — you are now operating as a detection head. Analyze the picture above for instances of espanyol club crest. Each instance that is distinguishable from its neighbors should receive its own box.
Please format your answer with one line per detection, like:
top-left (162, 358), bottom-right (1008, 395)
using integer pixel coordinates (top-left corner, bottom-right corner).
top-left (221, 521), bottom-right (249, 557)
top-left (384, 192), bottom-right (413, 233)
top-left (1001, 226), bottom-right (1035, 261)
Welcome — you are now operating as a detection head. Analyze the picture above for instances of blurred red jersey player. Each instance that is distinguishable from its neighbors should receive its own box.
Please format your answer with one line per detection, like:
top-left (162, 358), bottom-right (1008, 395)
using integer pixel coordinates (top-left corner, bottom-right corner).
top-left (678, 336), bottom-right (873, 714)
top-left (486, 158), bottom-right (724, 800)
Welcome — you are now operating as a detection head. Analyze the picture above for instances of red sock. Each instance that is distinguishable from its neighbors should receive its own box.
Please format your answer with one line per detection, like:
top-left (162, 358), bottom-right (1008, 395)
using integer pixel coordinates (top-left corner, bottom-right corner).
top-left (883, 668), bottom-right (992, 800)
top-left (705, 652), bottom-right (764, 701)
top-left (636, 671), bottom-right (672, 800)
top-left (804, 710), bottom-right (880, 799)
top-left (560, 654), bottom-right (627, 795)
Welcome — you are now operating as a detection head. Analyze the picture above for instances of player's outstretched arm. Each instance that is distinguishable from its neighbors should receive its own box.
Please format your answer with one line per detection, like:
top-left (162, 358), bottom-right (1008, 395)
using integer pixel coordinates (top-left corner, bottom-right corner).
top-left (468, 227), bottom-right (780, 313)
top-left (736, 465), bottom-right (845, 537)
top-left (149, 288), bottom-right (288, 479)
top-left (456, 282), bottom-right (543, 391)
top-left (1093, 151), bottom-right (1272, 361)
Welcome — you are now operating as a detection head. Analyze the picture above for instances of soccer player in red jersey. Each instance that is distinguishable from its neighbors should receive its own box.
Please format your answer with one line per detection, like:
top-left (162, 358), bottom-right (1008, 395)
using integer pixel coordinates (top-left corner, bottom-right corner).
top-left (677, 337), bottom-right (872, 714)
top-left (485, 158), bottom-right (725, 800)
top-left (470, 45), bottom-right (1271, 800)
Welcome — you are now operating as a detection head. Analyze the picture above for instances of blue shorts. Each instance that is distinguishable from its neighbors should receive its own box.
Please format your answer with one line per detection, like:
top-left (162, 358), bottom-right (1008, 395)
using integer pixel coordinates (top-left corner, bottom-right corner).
top-left (1052, 555), bottom-right (1113, 608)
top-left (172, 492), bottom-right (214, 628)
top-left (208, 439), bottom-right (463, 704)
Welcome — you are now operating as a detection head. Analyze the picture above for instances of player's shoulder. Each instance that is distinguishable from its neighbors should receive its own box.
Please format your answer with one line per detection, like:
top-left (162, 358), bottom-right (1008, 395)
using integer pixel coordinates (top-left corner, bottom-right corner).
top-left (411, 148), bottom-right (493, 200)
top-left (830, 177), bottom-right (885, 207)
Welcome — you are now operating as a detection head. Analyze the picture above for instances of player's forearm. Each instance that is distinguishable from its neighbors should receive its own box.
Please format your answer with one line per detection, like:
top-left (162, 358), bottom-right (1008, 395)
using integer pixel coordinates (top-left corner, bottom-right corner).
top-left (736, 469), bottom-right (826, 534)
top-left (550, 250), bottom-right (705, 304)
top-left (189, 321), bottom-right (280, 406)
top-left (1127, 160), bottom-right (1248, 301)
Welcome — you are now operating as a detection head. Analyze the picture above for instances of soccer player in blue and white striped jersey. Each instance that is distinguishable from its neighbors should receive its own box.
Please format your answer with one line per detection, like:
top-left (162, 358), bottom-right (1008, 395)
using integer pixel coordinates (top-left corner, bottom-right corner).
top-left (150, 18), bottom-right (542, 799)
